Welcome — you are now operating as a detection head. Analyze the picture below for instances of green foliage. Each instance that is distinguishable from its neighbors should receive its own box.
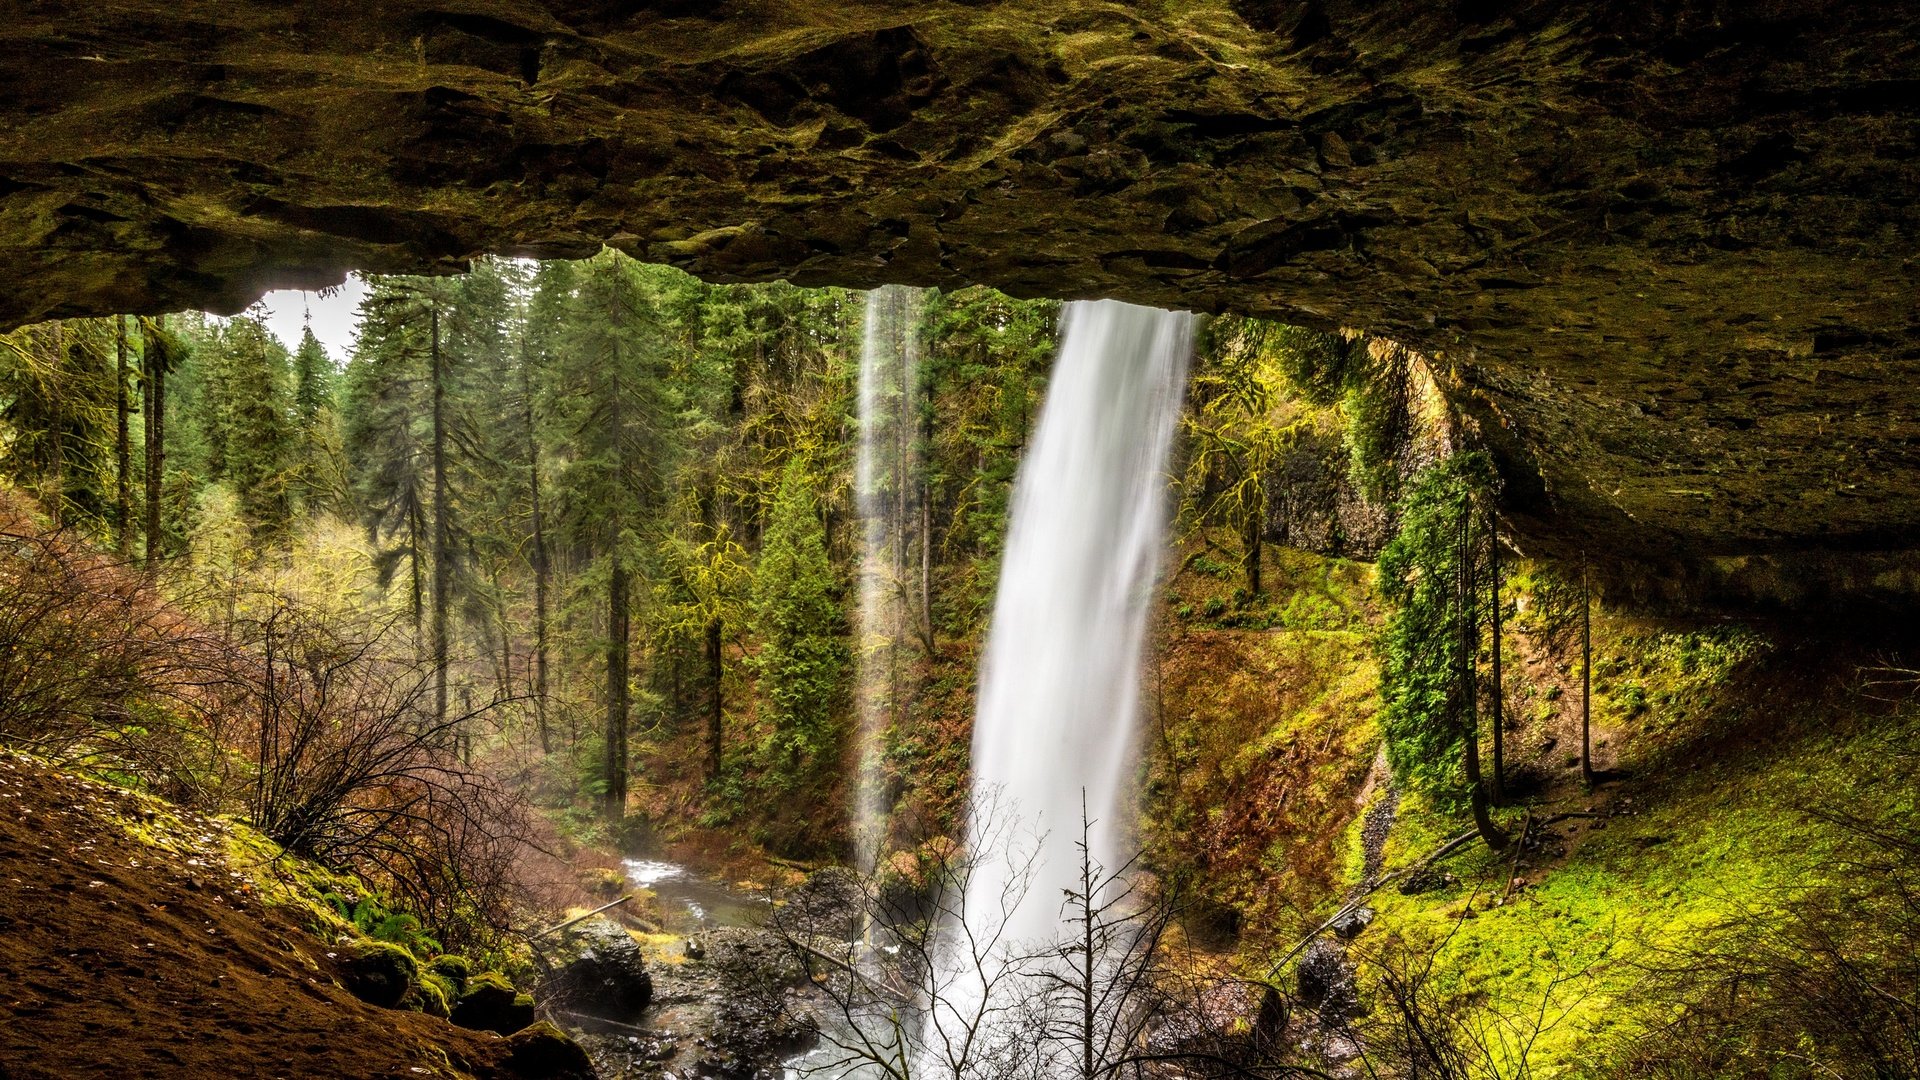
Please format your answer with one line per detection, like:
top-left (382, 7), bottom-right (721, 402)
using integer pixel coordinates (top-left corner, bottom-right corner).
top-left (918, 287), bottom-right (1059, 633)
top-left (0, 319), bottom-right (122, 530)
top-left (1265, 324), bottom-right (1417, 502)
top-left (196, 314), bottom-right (298, 536)
top-left (749, 460), bottom-right (849, 797)
top-left (1374, 452), bottom-right (1496, 803)
top-left (324, 892), bottom-right (444, 956)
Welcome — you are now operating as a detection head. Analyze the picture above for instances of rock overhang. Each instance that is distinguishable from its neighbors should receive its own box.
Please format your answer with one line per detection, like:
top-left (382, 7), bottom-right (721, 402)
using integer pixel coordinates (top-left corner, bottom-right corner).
top-left (2, 0), bottom-right (1918, 586)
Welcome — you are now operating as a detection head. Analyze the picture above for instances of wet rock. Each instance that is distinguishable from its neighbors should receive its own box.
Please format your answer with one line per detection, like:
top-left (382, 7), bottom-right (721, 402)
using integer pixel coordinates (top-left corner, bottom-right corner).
top-left (631, 927), bottom-right (816, 1078)
top-left (776, 866), bottom-right (864, 940)
top-left (1295, 938), bottom-right (1359, 1022)
top-left (548, 918), bottom-right (653, 1020)
top-left (1329, 905), bottom-right (1373, 940)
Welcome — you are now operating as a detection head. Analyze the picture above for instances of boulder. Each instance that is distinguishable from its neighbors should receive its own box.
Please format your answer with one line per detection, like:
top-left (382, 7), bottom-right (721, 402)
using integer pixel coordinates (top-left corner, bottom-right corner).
top-left (1329, 906), bottom-right (1374, 941)
top-left (547, 918), bottom-right (652, 1019)
top-left (496, 1021), bottom-right (596, 1080)
top-left (452, 971), bottom-right (536, 1035)
top-left (337, 941), bottom-right (417, 1009)
top-left (1295, 938), bottom-right (1357, 1020)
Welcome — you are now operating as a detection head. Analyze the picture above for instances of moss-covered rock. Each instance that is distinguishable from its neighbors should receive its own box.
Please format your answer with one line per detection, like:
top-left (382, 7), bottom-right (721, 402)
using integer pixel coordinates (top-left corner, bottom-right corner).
top-left (404, 971), bottom-right (454, 1018)
top-left (337, 941), bottom-right (417, 1009)
top-left (547, 918), bottom-right (652, 1020)
top-left (451, 971), bottom-right (535, 1035)
top-left (496, 1021), bottom-right (594, 1080)
top-left (578, 867), bottom-right (626, 899)
top-left (429, 953), bottom-right (473, 995)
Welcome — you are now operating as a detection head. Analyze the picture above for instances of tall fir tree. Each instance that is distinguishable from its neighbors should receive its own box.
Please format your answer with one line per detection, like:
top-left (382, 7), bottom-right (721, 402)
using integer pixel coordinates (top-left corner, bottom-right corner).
top-left (750, 458), bottom-right (849, 797)
top-left (547, 252), bottom-right (684, 817)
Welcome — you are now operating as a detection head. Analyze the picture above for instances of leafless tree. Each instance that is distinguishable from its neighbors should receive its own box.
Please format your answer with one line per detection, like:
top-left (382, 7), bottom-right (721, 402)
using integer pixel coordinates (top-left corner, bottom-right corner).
top-left (775, 793), bottom-right (1335, 1080)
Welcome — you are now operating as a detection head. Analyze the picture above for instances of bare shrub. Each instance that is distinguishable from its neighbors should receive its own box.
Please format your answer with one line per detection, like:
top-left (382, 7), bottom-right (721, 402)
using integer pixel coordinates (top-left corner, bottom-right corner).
top-left (226, 596), bottom-right (535, 950)
top-left (0, 498), bottom-right (231, 800)
top-left (0, 498), bottom-right (536, 948)
top-left (774, 794), bottom-right (1333, 1080)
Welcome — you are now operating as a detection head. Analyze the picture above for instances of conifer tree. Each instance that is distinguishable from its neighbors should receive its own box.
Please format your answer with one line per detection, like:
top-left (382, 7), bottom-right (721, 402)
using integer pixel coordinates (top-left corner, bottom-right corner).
top-left (292, 325), bottom-right (332, 423)
top-left (196, 315), bottom-right (296, 538)
top-left (750, 458), bottom-right (848, 792)
top-left (343, 286), bottom-right (435, 643)
top-left (548, 252), bottom-right (682, 817)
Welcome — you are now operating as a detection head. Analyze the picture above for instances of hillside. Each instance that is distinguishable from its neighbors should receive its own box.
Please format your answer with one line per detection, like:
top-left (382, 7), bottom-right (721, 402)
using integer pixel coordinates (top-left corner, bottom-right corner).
top-left (0, 747), bottom-right (589, 1080)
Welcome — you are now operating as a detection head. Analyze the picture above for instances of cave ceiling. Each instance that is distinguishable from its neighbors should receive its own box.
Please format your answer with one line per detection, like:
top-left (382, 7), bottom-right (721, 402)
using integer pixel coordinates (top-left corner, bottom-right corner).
top-left (3, 0), bottom-right (1918, 583)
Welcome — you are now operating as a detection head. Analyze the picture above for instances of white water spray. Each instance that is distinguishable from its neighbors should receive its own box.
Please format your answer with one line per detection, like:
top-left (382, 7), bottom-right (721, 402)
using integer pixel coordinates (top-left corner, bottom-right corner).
top-left (854, 285), bottom-right (925, 875)
top-left (927, 299), bottom-right (1193, 1057)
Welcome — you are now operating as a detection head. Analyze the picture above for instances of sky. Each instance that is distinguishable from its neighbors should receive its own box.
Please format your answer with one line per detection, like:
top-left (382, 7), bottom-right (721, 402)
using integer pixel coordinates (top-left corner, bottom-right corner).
top-left (248, 276), bottom-right (369, 365)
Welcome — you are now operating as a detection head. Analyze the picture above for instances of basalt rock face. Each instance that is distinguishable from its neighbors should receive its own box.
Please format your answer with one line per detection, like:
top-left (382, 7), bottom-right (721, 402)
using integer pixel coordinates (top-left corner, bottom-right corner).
top-left (3, 2), bottom-right (1919, 574)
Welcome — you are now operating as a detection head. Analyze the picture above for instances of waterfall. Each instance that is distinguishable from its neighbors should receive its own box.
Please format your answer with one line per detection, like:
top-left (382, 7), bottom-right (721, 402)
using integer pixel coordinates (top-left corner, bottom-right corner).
top-left (926, 299), bottom-right (1193, 1063)
top-left (854, 285), bottom-right (925, 874)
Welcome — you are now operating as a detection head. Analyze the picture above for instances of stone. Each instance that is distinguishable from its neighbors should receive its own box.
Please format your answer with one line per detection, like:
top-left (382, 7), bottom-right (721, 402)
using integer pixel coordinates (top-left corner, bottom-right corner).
top-left (1329, 905), bottom-right (1373, 940)
top-left (496, 1021), bottom-right (596, 1080)
top-left (452, 971), bottom-right (536, 1035)
top-left (548, 918), bottom-right (653, 1020)
top-left (2, 2), bottom-right (1919, 588)
top-left (336, 941), bottom-right (416, 1009)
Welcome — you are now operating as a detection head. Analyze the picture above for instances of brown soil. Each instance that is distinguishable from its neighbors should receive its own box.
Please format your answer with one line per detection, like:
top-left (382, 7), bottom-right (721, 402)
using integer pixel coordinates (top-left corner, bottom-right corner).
top-left (0, 749), bottom-right (583, 1080)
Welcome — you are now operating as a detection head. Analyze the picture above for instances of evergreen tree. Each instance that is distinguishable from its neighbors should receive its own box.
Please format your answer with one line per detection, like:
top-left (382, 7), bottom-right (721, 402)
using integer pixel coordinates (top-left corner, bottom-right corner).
top-left (0, 319), bottom-right (118, 530)
top-left (196, 314), bottom-right (297, 538)
top-left (292, 325), bottom-right (332, 422)
top-left (547, 252), bottom-right (684, 817)
top-left (1376, 451), bottom-right (1506, 849)
top-left (750, 459), bottom-right (849, 794)
top-left (343, 285), bottom-right (435, 642)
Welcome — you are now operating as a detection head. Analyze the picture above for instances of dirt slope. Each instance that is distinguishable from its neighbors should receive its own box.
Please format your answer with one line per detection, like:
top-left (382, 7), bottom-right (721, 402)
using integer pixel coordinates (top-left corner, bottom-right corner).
top-left (0, 749), bottom-right (583, 1080)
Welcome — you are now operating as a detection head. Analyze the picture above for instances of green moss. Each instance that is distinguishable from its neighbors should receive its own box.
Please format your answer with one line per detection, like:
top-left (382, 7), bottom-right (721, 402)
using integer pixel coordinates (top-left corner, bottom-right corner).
top-left (405, 972), bottom-right (453, 1017)
top-left (429, 954), bottom-right (472, 994)
top-left (339, 941), bottom-right (419, 1008)
top-left (498, 1021), bottom-right (593, 1079)
top-left (1347, 640), bottom-right (1911, 1073)
top-left (450, 970), bottom-right (535, 1035)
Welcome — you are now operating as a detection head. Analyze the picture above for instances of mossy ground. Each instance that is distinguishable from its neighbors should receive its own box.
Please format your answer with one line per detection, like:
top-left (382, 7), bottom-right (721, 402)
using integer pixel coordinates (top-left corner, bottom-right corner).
top-left (1132, 533), bottom-right (1920, 1074)
top-left (0, 747), bottom-right (564, 1079)
top-left (1333, 591), bottom-right (1914, 1075)
top-left (1143, 533), bottom-right (1385, 941)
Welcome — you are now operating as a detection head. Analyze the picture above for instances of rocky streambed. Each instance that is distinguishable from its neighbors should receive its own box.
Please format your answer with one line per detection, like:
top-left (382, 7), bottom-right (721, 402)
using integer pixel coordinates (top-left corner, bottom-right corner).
top-left (547, 861), bottom-right (833, 1080)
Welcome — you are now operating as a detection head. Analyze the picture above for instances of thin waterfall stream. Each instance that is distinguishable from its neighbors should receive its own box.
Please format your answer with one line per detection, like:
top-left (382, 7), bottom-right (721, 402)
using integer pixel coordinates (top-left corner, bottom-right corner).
top-left (854, 285), bottom-right (926, 875)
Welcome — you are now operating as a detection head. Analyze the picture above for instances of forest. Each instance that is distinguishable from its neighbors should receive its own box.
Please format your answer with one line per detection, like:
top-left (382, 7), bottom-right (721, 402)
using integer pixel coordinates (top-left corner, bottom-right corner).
top-left (3, 250), bottom-right (1917, 1080)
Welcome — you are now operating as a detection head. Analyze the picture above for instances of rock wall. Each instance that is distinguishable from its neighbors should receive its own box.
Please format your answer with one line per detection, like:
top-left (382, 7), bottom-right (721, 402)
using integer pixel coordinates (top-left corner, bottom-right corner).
top-left (3, 1), bottom-right (1917, 569)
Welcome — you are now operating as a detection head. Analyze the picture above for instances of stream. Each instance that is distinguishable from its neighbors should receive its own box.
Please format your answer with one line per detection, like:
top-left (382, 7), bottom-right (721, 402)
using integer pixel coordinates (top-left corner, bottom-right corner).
top-left (621, 858), bottom-right (769, 936)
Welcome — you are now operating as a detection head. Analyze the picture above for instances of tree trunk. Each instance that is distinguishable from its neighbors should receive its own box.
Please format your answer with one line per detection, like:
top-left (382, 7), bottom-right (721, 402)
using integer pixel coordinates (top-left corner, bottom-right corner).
top-left (1460, 506), bottom-right (1507, 851)
top-left (1244, 485), bottom-right (1264, 596)
top-left (115, 315), bottom-right (132, 556)
top-left (705, 616), bottom-right (723, 780)
top-left (143, 318), bottom-right (165, 566)
top-left (1581, 558), bottom-right (1595, 790)
top-left (47, 322), bottom-right (65, 528)
top-left (521, 346), bottom-right (552, 755)
top-left (605, 559), bottom-right (631, 818)
top-left (1489, 522), bottom-right (1504, 805)
top-left (918, 486), bottom-right (934, 655)
top-left (408, 498), bottom-right (425, 658)
top-left (430, 304), bottom-right (450, 736)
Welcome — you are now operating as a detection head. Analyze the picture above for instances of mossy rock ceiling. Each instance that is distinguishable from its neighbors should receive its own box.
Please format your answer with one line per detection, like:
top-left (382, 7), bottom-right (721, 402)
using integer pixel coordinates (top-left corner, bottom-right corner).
top-left (3, 1), bottom-right (1917, 574)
